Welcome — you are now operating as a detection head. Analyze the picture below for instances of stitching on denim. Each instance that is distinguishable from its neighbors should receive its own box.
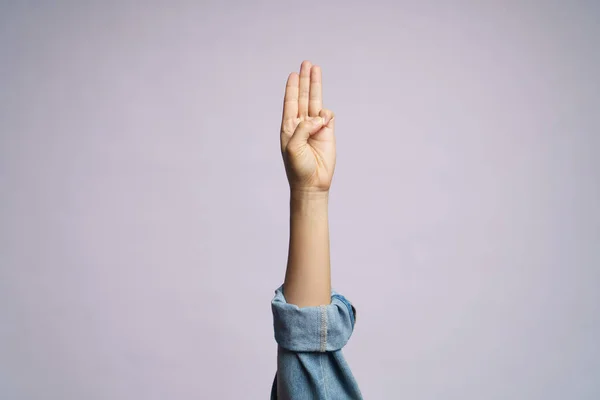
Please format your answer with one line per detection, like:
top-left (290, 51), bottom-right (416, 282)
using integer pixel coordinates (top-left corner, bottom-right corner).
top-left (319, 305), bottom-right (327, 352)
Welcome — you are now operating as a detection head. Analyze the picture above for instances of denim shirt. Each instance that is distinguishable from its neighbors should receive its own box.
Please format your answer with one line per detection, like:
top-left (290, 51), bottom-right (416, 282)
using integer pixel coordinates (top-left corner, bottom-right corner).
top-left (270, 285), bottom-right (363, 399)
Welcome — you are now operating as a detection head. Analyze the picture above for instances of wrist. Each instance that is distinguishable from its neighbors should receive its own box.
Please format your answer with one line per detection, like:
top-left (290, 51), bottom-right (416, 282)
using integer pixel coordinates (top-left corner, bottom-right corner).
top-left (290, 189), bottom-right (329, 218)
top-left (290, 188), bottom-right (329, 201)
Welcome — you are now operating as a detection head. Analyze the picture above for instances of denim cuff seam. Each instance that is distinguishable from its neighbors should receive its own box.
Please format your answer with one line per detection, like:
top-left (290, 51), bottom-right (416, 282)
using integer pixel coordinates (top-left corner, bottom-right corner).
top-left (319, 305), bottom-right (327, 352)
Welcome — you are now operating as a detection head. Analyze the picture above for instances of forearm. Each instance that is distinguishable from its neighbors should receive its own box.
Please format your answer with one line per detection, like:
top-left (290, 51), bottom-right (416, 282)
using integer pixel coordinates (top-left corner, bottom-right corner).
top-left (282, 189), bottom-right (331, 307)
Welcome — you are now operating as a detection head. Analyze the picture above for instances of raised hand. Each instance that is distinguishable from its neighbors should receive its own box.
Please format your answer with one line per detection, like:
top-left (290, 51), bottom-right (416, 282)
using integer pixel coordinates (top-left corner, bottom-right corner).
top-left (280, 61), bottom-right (336, 193)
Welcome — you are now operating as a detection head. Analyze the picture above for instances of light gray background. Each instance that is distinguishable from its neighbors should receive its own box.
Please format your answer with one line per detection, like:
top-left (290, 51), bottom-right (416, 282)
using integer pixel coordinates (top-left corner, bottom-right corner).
top-left (1, 1), bottom-right (599, 399)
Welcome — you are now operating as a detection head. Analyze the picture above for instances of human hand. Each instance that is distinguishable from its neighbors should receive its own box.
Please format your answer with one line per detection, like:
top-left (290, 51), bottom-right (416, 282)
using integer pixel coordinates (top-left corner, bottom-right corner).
top-left (280, 61), bottom-right (336, 194)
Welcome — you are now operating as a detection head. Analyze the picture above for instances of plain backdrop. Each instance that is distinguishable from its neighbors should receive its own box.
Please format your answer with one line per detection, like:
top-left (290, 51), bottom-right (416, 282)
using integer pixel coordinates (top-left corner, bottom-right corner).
top-left (1, 1), bottom-right (599, 399)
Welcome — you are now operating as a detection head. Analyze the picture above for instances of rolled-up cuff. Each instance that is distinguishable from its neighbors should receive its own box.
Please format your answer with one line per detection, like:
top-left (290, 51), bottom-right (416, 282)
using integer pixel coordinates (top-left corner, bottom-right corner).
top-left (271, 285), bottom-right (356, 352)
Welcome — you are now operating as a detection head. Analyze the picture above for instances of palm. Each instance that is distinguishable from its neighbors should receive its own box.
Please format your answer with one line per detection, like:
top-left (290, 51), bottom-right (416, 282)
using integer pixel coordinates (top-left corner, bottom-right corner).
top-left (280, 61), bottom-right (336, 192)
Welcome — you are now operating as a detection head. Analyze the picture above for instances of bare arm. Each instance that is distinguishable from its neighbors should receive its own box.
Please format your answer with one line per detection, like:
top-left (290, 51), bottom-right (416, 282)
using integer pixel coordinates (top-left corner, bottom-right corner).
top-left (284, 190), bottom-right (331, 306)
top-left (279, 60), bottom-right (336, 307)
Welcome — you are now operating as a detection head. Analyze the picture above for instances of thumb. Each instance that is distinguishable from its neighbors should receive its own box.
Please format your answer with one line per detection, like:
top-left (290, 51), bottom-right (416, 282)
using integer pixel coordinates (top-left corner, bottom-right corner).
top-left (289, 117), bottom-right (324, 144)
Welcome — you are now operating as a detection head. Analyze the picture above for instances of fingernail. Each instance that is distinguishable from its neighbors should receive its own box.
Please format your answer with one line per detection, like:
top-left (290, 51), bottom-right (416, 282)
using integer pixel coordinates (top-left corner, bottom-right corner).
top-left (314, 117), bottom-right (324, 125)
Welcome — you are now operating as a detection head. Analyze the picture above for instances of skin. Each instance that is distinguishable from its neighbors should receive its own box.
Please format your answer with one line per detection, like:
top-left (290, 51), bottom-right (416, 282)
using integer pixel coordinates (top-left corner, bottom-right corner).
top-left (280, 60), bottom-right (336, 307)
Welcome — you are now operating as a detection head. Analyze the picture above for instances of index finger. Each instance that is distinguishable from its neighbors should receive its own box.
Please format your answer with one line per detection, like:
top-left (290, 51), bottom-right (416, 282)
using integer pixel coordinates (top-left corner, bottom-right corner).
top-left (282, 72), bottom-right (299, 121)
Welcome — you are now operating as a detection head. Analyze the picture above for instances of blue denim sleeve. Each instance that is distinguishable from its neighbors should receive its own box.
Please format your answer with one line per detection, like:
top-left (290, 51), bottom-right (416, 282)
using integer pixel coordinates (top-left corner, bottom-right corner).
top-left (271, 285), bottom-right (356, 352)
top-left (270, 285), bottom-right (363, 399)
